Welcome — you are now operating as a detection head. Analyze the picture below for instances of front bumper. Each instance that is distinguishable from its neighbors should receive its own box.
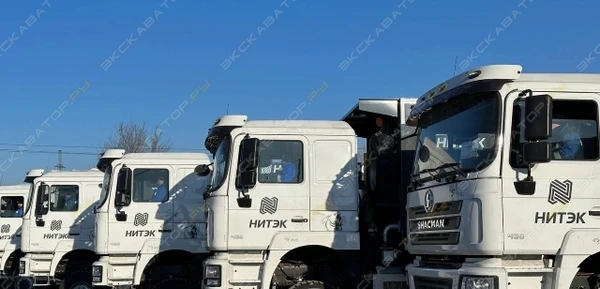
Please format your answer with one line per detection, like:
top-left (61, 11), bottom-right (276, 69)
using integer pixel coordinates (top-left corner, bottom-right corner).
top-left (406, 263), bottom-right (506, 289)
top-left (92, 256), bottom-right (135, 287)
top-left (18, 254), bottom-right (52, 286)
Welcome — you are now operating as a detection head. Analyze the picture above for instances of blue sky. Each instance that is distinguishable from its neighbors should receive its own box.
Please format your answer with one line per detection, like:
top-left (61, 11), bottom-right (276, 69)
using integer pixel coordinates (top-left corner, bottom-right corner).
top-left (0, 0), bottom-right (598, 184)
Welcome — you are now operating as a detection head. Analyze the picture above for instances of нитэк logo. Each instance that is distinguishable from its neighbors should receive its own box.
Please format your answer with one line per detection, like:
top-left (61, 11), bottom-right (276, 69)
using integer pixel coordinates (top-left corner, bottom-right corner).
top-left (50, 220), bottom-right (62, 231)
top-left (134, 213), bottom-right (149, 226)
top-left (259, 197), bottom-right (278, 215)
top-left (548, 179), bottom-right (573, 205)
top-left (0, 224), bottom-right (10, 233)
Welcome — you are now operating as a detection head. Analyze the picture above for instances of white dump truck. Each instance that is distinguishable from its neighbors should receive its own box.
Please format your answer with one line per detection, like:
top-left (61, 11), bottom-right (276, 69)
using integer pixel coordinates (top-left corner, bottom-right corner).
top-left (0, 172), bottom-right (41, 289)
top-left (92, 149), bottom-right (212, 289)
top-left (19, 169), bottom-right (103, 289)
top-left (195, 97), bottom-right (418, 289)
top-left (398, 64), bottom-right (600, 289)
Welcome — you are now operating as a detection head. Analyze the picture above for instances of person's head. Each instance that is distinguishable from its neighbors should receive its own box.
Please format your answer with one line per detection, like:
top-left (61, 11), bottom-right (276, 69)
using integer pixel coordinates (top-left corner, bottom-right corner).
top-left (157, 176), bottom-right (165, 186)
top-left (17, 201), bottom-right (22, 208)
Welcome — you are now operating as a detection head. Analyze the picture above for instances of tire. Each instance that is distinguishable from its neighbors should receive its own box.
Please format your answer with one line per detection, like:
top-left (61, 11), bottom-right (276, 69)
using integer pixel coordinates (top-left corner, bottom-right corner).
top-left (289, 280), bottom-right (335, 289)
top-left (59, 270), bottom-right (92, 289)
top-left (14, 277), bottom-right (33, 289)
top-left (150, 278), bottom-right (195, 289)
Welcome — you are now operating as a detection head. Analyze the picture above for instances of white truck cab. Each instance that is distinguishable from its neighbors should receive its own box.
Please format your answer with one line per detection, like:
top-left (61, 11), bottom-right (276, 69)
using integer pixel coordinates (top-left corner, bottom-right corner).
top-left (19, 169), bottom-right (103, 289)
top-left (92, 149), bottom-right (212, 289)
top-left (0, 170), bottom-right (41, 288)
top-left (198, 100), bottom-right (417, 289)
top-left (401, 64), bottom-right (600, 289)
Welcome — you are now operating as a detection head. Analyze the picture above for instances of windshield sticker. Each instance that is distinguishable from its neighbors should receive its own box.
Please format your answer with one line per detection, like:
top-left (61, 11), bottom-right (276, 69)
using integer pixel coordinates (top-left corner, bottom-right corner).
top-left (435, 134), bottom-right (448, 149)
top-left (460, 141), bottom-right (477, 159)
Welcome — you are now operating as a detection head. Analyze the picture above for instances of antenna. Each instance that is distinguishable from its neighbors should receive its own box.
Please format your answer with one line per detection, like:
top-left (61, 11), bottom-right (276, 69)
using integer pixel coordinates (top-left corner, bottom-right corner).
top-left (226, 104), bottom-right (230, 115)
top-left (0, 175), bottom-right (3, 186)
top-left (453, 56), bottom-right (458, 76)
top-left (55, 149), bottom-right (65, 171)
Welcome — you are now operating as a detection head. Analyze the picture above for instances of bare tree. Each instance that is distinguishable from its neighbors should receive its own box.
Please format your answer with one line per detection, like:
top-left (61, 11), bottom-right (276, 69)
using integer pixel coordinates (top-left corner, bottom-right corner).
top-left (100, 121), bottom-right (172, 154)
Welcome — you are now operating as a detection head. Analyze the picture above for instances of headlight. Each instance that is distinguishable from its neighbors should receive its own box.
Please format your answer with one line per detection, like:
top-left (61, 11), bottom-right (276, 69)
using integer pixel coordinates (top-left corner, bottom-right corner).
top-left (460, 276), bottom-right (497, 289)
top-left (92, 266), bottom-right (102, 282)
top-left (204, 265), bottom-right (221, 278)
top-left (92, 266), bottom-right (102, 277)
top-left (18, 261), bottom-right (25, 275)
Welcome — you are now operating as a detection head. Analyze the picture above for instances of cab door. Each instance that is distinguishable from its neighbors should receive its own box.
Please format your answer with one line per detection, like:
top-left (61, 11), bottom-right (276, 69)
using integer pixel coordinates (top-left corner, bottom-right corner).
top-left (31, 182), bottom-right (82, 251)
top-left (502, 91), bottom-right (600, 254)
top-left (0, 194), bottom-right (27, 246)
top-left (227, 134), bottom-right (310, 250)
top-left (107, 165), bottom-right (173, 253)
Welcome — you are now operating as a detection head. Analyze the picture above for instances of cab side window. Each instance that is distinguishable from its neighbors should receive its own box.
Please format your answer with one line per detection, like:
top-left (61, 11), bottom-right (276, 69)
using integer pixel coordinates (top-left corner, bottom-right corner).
top-left (1, 196), bottom-right (24, 217)
top-left (50, 185), bottom-right (80, 212)
top-left (510, 99), bottom-right (599, 168)
top-left (257, 140), bottom-right (303, 183)
top-left (132, 169), bottom-right (170, 202)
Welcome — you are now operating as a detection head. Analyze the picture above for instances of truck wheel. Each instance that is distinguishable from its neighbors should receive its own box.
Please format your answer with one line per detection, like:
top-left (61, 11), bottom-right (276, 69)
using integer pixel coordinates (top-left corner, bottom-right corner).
top-left (59, 270), bottom-right (92, 289)
top-left (289, 280), bottom-right (334, 289)
top-left (150, 278), bottom-right (195, 289)
top-left (15, 277), bottom-right (33, 289)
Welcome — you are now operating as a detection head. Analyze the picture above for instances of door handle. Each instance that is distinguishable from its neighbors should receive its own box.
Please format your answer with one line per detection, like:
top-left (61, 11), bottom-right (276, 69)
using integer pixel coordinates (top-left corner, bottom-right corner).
top-left (69, 233), bottom-right (80, 236)
top-left (158, 229), bottom-right (172, 232)
top-left (291, 217), bottom-right (308, 223)
top-left (589, 210), bottom-right (600, 216)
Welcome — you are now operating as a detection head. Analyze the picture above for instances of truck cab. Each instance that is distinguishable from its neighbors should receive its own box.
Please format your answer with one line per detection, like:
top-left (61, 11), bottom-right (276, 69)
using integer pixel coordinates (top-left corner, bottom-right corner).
top-left (19, 169), bottom-right (103, 289)
top-left (403, 64), bottom-right (600, 289)
top-left (92, 149), bottom-right (212, 289)
top-left (198, 102), bottom-right (416, 289)
top-left (0, 169), bottom-right (42, 288)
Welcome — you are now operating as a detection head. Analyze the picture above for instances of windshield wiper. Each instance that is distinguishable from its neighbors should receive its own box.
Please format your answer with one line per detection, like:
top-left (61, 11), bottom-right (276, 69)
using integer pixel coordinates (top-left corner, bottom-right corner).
top-left (411, 162), bottom-right (467, 185)
top-left (432, 162), bottom-right (467, 177)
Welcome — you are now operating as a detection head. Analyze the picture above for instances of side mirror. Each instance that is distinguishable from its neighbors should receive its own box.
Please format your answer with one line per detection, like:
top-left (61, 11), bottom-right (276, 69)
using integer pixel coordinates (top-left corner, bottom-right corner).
top-left (523, 142), bottom-right (551, 163)
top-left (236, 138), bottom-right (259, 189)
top-left (116, 168), bottom-right (129, 193)
top-left (115, 168), bottom-right (131, 207)
top-left (195, 164), bottom-right (211, 177)
top-left (524, 94), bottom-right (553, 141)
top-left (116, 193), bottom-right (131, 207)
top-left (35, 184), bottom-right (48, 216)
top-left (514, 93), bottom-right (553, 196)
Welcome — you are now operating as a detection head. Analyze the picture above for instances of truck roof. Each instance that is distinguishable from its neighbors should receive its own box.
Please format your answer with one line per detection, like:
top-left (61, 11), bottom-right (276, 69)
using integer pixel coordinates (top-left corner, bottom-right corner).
top-left (241, 120), bottom-right (356, 135)
top-left (121, 152), bottom-right (210, 161)
top-left (409, 64), bottom-right (600, 124)
top-left (212, 115), bottom-right (356, 135)
top-left (0, 184), bottom-right (30, 191)
top-left (40, 169), bottom-right (103, 178)
top-left (415, 64), bottom-right (600, 108)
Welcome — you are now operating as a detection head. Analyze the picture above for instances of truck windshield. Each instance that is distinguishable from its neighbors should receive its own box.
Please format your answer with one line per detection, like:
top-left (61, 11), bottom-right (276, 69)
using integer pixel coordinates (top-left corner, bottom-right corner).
top-left (96, 165), bottom-right (112, 209)
top-left (208, 137), bottom-right (231, 192)
top-left (24, 183), bottom-right (34, 216)
top-left (412, 92), bottom-right (500, 182)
